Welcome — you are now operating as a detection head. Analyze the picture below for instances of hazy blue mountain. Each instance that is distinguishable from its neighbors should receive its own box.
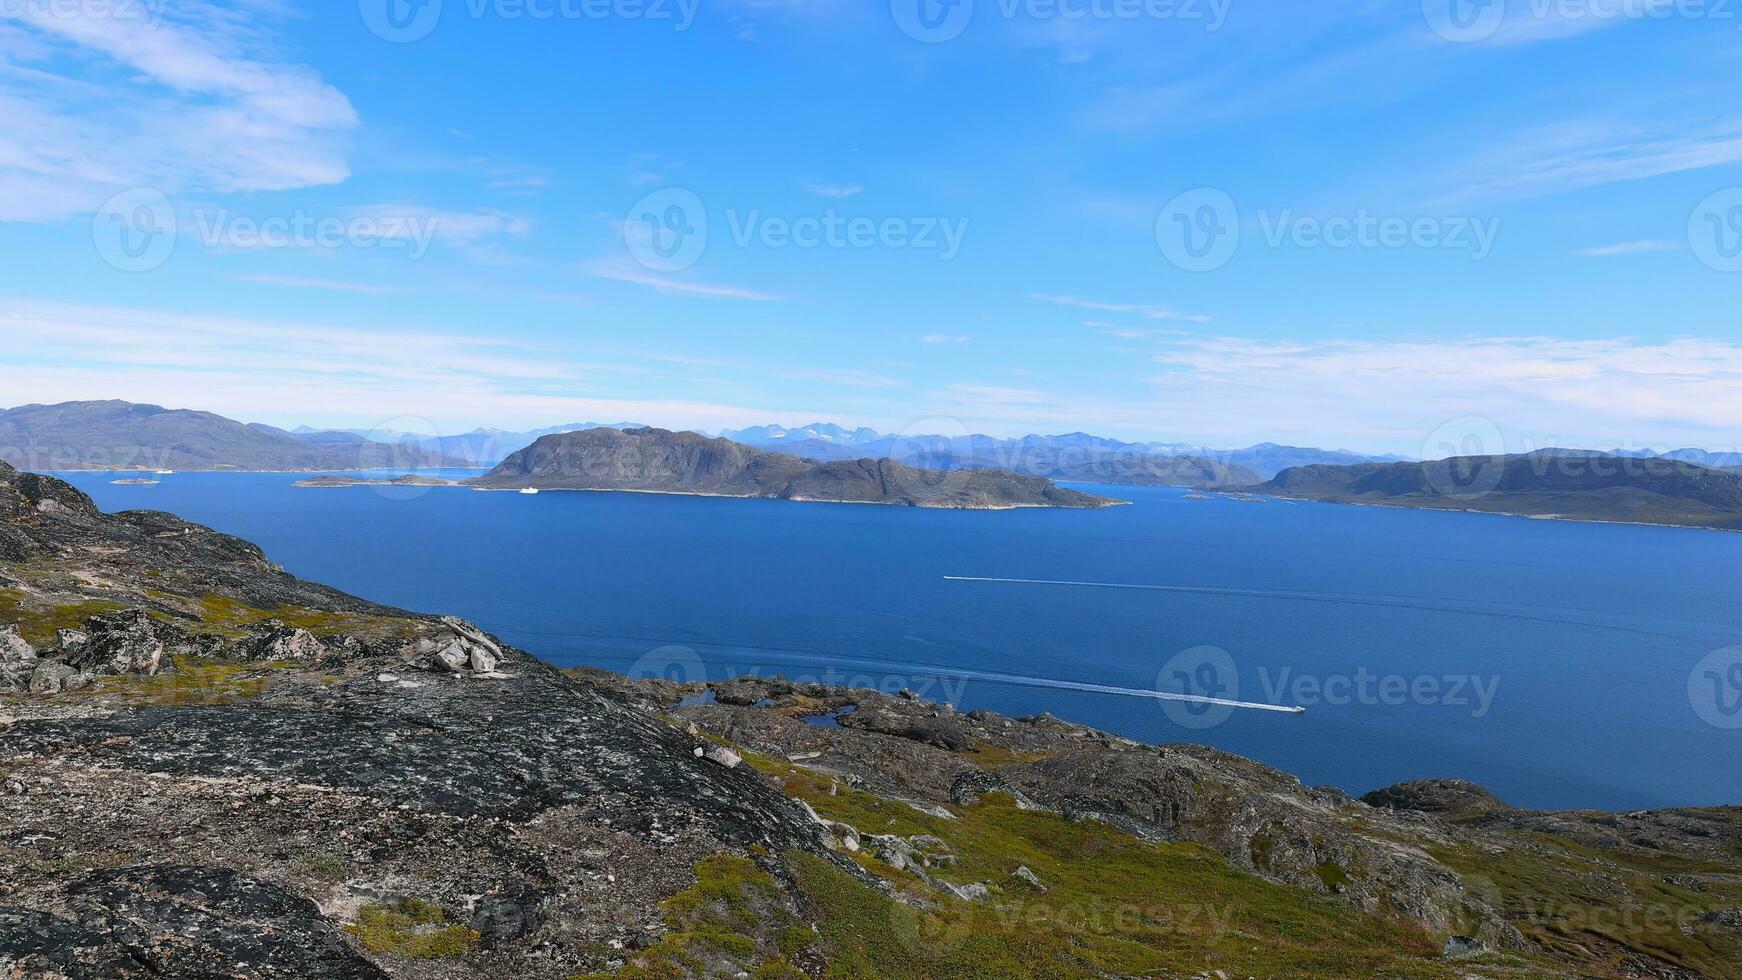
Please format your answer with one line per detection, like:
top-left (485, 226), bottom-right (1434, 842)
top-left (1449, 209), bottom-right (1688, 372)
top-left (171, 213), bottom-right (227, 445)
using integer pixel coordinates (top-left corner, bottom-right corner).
top-left (730, 431), bottom-right (1303, 485)
top-left (718, 423), bottom-right (884, 446)
top-left (413, 423), bottom-right (645, 466)
top-left (0, 401), bottom-right (458, 472)
top-left (1189, 443), bottom-right (1413, 480)
top-left (249, 425), bottom-right (469, 470)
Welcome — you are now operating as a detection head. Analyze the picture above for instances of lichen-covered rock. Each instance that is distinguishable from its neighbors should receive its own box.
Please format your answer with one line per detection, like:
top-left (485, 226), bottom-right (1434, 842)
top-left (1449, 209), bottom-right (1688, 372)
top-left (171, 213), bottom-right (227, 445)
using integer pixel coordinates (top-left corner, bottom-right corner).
top-left (27, 660), bottom-right (94, 694)
top-left (421, 616), bottom-right (503, 674)
top-left (0, 623), bottom-right (35, 690)
top-left (236, 621), bottom-right (327, 663)
top-left (63, 609), bottom-right (180, 676)
top-left (1362, 779), bottom-right (1508, 815)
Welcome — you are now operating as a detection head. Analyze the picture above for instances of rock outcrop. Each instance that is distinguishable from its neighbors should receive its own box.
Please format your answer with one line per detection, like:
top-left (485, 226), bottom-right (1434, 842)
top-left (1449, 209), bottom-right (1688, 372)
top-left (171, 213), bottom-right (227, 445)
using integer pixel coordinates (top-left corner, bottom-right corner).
top-left (0, 866), bottom-right (391, 979)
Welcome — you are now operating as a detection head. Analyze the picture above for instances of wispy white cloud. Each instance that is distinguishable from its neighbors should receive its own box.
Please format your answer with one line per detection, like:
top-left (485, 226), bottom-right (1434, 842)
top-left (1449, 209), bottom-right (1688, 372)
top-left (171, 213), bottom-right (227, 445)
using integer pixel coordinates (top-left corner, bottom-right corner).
top-left (1135, 333), bottom-right (1742, 452)
top-left (584, 260), bottom-right (783, 301)
top-left (352, 205), bottom-right (533, 245)
top-left (779, 368), bottom-right (905, 389)
top-left (800, 180), bottom-right (864, 199)
top-left (1030, 293), bottom-right (1210, 324)
top-left (1576, 240), bottom-right (1680, 257)
top-left (0, 2), bottom-right (357, 220)
top-left (225, 274), bottom-right (397, 294)
top-left (921, 334), bottom-right (970, 344)
top-left (0, 297), bottom-right (822, 433)
top-left (1476, 0), bottom-right (1689, 46)
top-left (1434, 118), bottom-right (1742, 205)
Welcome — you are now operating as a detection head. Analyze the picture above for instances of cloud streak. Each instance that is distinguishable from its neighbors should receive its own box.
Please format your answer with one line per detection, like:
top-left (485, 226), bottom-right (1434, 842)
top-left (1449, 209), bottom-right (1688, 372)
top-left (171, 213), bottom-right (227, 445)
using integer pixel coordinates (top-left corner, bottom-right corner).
top-left (0, 2), bottom-right (358, 220)
top-left (1031, 293), bottom-right (1210, 324)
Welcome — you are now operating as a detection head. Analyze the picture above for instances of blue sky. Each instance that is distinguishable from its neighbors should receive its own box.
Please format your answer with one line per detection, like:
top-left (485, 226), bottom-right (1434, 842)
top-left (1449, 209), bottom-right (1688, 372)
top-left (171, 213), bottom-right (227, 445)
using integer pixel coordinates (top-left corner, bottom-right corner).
top-left (1, 0), bottom-right (1740, 454)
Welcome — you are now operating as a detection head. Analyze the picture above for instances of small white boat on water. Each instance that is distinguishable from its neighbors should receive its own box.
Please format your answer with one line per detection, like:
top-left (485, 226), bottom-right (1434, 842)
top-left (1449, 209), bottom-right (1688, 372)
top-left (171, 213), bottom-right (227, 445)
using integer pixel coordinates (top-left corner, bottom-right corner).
top-left (518, 488), bottom-right (540, 495)
top-left (155, 470), bottom-right (174, 475)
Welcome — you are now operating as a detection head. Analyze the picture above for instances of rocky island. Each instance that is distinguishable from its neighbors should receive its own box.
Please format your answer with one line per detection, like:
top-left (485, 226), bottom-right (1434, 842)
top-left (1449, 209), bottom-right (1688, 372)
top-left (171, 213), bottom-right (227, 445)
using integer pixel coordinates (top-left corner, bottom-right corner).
top-left (1257, 450), bottom-right (1742, 531)
top-left (465, 427), bottom-right (1122, 509)
top-left (293, 474), bottom-right (463, 489)
top-left (3, 457), bottom-right (1739, 978)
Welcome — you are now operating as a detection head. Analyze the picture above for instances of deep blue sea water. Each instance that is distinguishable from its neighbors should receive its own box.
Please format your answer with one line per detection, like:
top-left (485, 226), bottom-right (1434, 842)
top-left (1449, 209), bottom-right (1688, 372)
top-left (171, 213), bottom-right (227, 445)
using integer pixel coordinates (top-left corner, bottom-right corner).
top-left (57, 471), bottom-right (1742, 811)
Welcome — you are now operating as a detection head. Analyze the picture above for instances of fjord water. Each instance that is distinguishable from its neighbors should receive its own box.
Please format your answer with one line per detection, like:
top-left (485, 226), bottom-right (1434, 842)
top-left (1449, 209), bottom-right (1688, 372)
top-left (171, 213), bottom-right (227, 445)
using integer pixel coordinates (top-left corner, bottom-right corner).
top-left (64, 473), bottom-right (1742, 811)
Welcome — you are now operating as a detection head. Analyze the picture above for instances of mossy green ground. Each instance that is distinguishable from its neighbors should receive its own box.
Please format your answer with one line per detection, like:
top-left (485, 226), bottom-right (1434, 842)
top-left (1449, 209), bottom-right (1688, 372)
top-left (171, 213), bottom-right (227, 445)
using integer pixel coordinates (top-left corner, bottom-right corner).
top-left (346, 899), bottom-right (479, 958)
top-left (70, 656), bottom-right (298, 705)
top-left (1432, 823), bottom-right (1742, 979)
top-left (750, 753), bottom-right (1462, 979)
top-left (573, 856), bottom-right (814, 980)
top-left (0, 587), bottom-right (126, 647)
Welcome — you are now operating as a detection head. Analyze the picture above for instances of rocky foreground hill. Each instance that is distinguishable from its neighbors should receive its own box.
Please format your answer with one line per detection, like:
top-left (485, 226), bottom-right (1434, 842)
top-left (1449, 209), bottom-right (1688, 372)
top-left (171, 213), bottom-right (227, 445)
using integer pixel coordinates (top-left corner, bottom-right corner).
top-left (468, 427), bottom-right (1121, 509)
top-left (2, 458), bottom-right (1739, 978)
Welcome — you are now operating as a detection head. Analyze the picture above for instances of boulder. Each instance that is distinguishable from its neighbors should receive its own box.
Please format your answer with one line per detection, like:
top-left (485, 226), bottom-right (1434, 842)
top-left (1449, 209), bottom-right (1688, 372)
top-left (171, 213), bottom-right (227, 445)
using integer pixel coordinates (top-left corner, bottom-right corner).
top-left (1442, 936), bottom-right (1487, 957)
top-left (235, 622), bottom-right (327, 663)
top-left (28, 660), bottom-right (95, 694)
top-left (426, 637), bottom-right (469, 672)
top-left (696, 745), bottom-right (743, 769)
top-left (424, 617), bottom-right (505, 674)
top-left (64, 610), bottom-right (180, 677)
top-left (1, 624), bottom-right (36, 690)
top-left (1361, 779), bottom-right (1507, 815)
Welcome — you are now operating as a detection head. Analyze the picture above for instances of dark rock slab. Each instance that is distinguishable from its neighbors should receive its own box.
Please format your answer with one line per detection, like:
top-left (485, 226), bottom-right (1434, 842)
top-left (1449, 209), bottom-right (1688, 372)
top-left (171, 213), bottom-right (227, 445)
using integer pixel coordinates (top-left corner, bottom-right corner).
top-left (0, 865), bottom-right (388, 979)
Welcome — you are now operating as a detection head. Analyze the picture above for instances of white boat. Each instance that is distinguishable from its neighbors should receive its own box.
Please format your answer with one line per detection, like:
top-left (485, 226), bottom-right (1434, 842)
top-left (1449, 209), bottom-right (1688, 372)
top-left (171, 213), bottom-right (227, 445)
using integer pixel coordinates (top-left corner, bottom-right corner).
top-left (154, 470), bottom-right (174, 475)
top-left (518, 488), bottom-right (540, 495)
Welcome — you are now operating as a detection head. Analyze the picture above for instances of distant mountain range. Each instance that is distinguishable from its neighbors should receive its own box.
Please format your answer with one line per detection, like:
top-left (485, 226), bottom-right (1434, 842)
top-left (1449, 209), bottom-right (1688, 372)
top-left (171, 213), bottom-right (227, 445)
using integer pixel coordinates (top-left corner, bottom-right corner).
top-left (0, 401), bottom-right (465, 472)
top-left (1260, 451), bottom-right (1742, 530)
top-left (468, 428), bottom-right (1120, 509)
top-left (717, 422), bottom-right (883, 446)
top-left (718, 425), bottom-right (1407, 483)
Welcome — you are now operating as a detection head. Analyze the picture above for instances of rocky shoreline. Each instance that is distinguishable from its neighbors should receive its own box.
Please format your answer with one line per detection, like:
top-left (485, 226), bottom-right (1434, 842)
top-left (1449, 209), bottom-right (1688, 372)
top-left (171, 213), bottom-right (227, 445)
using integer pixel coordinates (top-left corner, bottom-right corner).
top-left (3, 458), bottom-right (1739, 978)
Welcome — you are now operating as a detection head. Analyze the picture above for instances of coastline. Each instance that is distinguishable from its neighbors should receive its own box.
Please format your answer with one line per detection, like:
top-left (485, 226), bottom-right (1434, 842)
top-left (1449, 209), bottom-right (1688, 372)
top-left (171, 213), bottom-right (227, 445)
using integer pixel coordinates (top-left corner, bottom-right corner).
top-left (440, 483), bottom-right (1126, 511)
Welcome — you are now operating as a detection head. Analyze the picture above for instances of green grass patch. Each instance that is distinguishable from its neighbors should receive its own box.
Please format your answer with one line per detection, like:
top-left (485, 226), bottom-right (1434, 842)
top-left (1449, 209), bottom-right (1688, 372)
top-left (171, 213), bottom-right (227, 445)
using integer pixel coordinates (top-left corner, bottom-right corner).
top-left (762, 749), bottom-right (1455, 979)
top-left (346, 899), bottom-right (478, 959)
top-left (191, 593), bottom-right (405, 638)
top-left (575, 855), bottom-right (812, 980)
top-left (75, 656), bottom-right (297, 705)
top-left (0, 589), bottom-right (128, 648)
top-left (1433, 834), bottom-right (1742, 978)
